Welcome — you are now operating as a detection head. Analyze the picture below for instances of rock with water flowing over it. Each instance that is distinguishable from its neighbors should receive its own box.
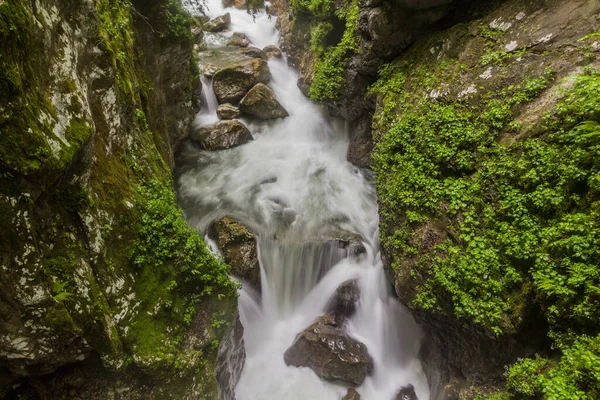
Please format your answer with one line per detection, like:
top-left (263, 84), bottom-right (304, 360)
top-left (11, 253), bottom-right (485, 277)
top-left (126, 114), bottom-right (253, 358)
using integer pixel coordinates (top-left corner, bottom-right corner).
top-left (239, 83), bottom-right (289, 120)
top-left (217, 103), bottom-right (241, 120)
top-left (228, 32), bottom-right (250, 47)
top-left (213, 58), bottom-right (271, 103)
top-left (263, 45), bottom-right (282, 59)
top-left (396, 384), bottom-right (418, 400)
top-left (328, 279), bottom-right (360, 322)
top-left (204, 13), bottom-right (231, 32)
top-left (209, 217), bottom-right (260, 289)
top-left (343, 388), bottom-right (361, 400)
top-left (331, 234), bottom-right (367, 257)
top-left (215, 313), bottom-right (246, 400)
top-left (190, 120), bottom-right (253, 150)
top-left (284, 313), bottom-right (374, 386)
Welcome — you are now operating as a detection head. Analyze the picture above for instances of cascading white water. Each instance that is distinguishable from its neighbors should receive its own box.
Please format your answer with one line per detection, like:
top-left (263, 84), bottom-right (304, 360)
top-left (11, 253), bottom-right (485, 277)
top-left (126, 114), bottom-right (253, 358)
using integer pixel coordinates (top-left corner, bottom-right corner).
top-left (178, 2), bottom-right (431, 399)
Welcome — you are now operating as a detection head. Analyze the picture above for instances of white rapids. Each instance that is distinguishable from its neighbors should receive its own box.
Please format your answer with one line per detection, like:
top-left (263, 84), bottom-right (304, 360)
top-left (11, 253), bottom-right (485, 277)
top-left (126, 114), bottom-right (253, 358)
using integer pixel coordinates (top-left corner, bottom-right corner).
top-left (177, 1), bottom-right (431, 399)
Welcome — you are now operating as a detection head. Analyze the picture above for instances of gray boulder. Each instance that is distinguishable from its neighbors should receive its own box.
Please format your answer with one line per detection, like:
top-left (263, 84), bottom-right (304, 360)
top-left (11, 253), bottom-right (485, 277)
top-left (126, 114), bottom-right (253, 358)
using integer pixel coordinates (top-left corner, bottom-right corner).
top-left (204, 13), bottom-right (231, 32)
top-left (217, 103), bottom-right (241, 120)
top-left (396, 384), bottom-right (418, 400)
top-left (239, 83), bottom-right (289, 120)
top-left (237, 46), bottom-right (268, 60)
top-left (189, 120), bottom-right (252, 150)
top-left (284, 313), bottom-right (373, 386)
top-left (213, 58), bottom-right (271, 104)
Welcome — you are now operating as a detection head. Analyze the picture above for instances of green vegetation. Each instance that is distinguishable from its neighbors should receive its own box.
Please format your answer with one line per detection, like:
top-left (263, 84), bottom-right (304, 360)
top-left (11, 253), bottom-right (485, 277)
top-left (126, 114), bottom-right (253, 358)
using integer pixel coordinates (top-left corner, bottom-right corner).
top-left (370, 15), bottom-right (600, 395)
top-left (291, 0), bottom-right (359, 101)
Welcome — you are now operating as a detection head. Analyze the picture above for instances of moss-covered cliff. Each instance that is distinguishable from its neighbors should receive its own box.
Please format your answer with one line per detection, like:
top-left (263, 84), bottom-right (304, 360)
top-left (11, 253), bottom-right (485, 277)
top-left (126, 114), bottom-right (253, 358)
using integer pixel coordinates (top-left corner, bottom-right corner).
top-left (0, 0), bottom-right (237, 398)
top-left (369, 0), bottom-right (600, 398)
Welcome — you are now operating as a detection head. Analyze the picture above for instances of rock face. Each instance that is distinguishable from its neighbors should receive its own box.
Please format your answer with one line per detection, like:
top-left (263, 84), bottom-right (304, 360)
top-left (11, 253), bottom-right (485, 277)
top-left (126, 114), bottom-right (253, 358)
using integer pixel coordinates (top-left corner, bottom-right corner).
top-left (217, 103), bottom-right (241, 120)
top-left (215, 314), bottom-right (246, 400)
top-left (263, 45), bottom-right (282, 59)
top-left (284, 314), bottom-right (373, 386)
top-left (190, 120), bottom-right (253, 150)
top-left (239, 83), bottom-right (289, 119)
top-left (209, 217), bottom-right (261, 289)
top-left (0, 0), bottom-right (237, 398)
top-left (212, 58), bottom-right (271, 103)
top-left (228, 32), bottom-right (250, 47)
top-left (205, 13), bottom-right (231, 32)
top-left (343, 388), bottom-right (361, 400)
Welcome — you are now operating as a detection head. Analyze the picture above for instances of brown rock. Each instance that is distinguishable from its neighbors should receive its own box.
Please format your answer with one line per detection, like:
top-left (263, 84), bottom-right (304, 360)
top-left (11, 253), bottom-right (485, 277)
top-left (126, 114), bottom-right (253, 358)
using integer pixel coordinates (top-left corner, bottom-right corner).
top-left (284, 314), bottom-right (374, 386)
top-left (189, 120), bottom-right (252, 150)
top-left (239, 83), bottom-right (289, 119)
top-left (327, 279), bottom-right (360, 322)
top-left (263, 45), bottom-right (282, 59)
top-left (209, 217), bottom-right (260, 288)
top-left (217, 103), bottom-right (241, 120)
top-left (343, 388), bottom-right (361, 400)
top-left (213, 58), bottom-right (271, 104)
top-left (204, 13), bottom-right (231, 32)
top-left (228, 32), bottom-right (250, 47)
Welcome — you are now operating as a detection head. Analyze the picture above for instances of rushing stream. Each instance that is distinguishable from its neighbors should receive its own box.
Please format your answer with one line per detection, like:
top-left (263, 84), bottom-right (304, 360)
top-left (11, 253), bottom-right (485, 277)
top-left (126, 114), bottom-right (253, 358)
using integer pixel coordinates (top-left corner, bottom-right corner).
top-left (176, 1), bottom-right (431, 398)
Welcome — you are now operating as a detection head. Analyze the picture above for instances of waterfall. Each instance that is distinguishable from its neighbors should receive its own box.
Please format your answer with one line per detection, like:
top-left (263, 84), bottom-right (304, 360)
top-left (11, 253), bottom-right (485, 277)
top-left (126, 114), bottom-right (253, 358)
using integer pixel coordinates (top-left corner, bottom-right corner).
top-left (177, 1), bottom-right (431, 399)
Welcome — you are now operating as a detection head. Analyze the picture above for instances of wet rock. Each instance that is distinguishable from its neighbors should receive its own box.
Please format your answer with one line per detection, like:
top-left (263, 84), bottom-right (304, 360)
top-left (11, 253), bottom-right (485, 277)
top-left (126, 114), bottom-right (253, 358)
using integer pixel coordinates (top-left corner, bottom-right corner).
top-left (263, 45), bottom-right (282, 59)
top-left (284, 314), bottom-right (374, 386)
top-left (213, 58), bottom-right (271, 103)
top-left (209, 217), bottom-right (260, 288)
top-left (343, 388), bottom-right (361, 400)
top-left (228, 32), bottom-right (250, 47)
top-left (224, 0), bottom-right (246, 9)
top-left (396, 384), bottom-right (418, 400)
top-left (190, 120), bottom-right (253, 150)
top-left (239, 83), bottom-right (289, 120)
top-left (215, 314), bottom-right (246, 400)
top-left (334, 235), bottom-right (367, 257)
top-left (204, 13), bottom-right (231, 32)
top-left (237, 46), bottom-right (268, 60)
top-left (328, 279), bottom-right (360, 321)
top-left (217, 103), bottom-right (241, 120)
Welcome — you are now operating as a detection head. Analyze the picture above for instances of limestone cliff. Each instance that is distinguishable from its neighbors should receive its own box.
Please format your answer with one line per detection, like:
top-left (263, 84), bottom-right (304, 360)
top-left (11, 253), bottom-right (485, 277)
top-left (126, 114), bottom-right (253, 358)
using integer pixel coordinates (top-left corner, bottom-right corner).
top-left (0, 0), bottom-right (237, 398)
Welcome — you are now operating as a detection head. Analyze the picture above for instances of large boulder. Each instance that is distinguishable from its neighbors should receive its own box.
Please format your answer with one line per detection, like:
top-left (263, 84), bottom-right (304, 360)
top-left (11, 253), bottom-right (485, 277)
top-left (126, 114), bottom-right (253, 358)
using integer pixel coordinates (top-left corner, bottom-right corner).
top-left (204, 13), bottom-right (231, 32)
top-left (237, 46), bottom-right (268, 60)
top-left (284, 314), bottom-right (373, 386)
top-left (217, 103), bottom-right (241, 120)
top-left (189, 120), bottom-right (252, 150)
top-left (239, 83), bottom-right (289, 120)
top-left (209, 217), bottom-right (261, 289)
top-left (228, 32), bottom-right (250, 47)
top-left (213, 58), bottom-right (271, 104)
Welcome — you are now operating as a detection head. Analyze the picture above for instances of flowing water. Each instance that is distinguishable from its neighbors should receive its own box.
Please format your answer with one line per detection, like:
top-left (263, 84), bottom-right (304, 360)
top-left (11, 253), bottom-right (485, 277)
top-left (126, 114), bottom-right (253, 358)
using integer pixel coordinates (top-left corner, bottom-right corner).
top-left (177, 1), bottom-right (431, 398)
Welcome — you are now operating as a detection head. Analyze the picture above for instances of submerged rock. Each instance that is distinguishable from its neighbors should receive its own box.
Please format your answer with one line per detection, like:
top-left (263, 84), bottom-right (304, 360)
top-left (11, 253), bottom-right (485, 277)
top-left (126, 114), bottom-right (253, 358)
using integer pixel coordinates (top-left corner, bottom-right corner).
top-left (239, 83), bottom-right (289, 119)
top-left (343, 388), bottom-right (361, 400)
top-left (189, 120), bottom-right (253, 150)
top-left (263, 45), bottom-right (282, 59)
top-left (284, 313), bottom-right (374, 386)
top-left (209, 217), bottom-right (261, 288)
top-left (228, 32), bottom-right (250, 47)
top-left (217, 103), bottom-right (241, 120)
top-left (327, 279), bottom-right (360, 322)
top-left (396, 384), bottom-right (418, 400)
top-left (213, 58), bottom-right (271, 103)
top-left (204, 13), bottom-right (231, 32)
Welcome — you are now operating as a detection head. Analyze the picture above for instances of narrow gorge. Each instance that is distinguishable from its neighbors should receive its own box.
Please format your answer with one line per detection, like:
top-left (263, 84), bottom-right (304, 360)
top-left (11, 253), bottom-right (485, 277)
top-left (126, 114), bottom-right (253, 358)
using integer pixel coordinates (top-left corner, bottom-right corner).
top-left (1, 0), bottom-right (600, 399)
